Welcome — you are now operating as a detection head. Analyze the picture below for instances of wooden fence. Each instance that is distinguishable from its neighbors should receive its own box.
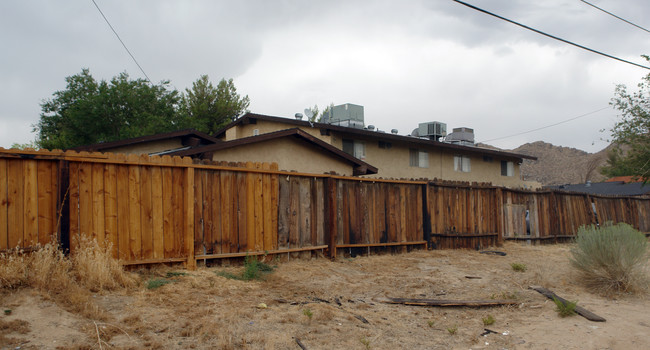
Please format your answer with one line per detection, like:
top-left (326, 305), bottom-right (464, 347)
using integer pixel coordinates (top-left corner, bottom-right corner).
top-left (1, 148), bottom-right (648, 267)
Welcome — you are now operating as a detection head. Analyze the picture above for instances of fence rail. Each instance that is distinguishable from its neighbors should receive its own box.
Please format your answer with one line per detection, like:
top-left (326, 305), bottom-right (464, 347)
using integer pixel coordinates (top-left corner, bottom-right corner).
top-left (1, 148), bottom-right (648, 267)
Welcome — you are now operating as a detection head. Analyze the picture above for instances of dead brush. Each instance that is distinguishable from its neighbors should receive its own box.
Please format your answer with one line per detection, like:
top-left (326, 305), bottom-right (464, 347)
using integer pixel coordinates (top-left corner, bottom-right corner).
top-left (0, 236), bottom-right (135, 321)
top-left (71, 236), bottom-right (136, 291)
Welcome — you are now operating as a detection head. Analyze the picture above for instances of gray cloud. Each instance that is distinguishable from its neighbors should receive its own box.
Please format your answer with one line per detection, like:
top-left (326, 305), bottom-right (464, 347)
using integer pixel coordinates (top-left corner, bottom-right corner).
top-left (1, 0), bottom-right (648, 153)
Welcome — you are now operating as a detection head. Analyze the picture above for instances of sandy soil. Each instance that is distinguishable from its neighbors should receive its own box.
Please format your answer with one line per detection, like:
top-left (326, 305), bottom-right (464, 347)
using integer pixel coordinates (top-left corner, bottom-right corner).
top-left (1, 242), bottom-right (649, 350)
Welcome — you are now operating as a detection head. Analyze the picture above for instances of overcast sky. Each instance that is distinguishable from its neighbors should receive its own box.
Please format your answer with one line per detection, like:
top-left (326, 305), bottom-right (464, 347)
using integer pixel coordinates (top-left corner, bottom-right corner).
top-left (1, 0), bottom-right (649, 152)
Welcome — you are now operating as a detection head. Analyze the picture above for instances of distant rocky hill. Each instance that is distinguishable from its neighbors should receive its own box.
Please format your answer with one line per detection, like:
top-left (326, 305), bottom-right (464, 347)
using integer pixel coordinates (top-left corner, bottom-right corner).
top-left (509, 141), bottom-right (610, 186)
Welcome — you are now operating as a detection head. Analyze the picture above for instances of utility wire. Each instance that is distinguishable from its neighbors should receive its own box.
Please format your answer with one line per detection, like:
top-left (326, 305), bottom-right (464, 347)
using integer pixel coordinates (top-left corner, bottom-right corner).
top-left (451, 0), bottom-right (650, 70)
top-left (580, 0), bottom-right (650, 34)
top-left (90, 0), bottom-right (152, 83)
top-left (479, 106), bottom-right (611, 143)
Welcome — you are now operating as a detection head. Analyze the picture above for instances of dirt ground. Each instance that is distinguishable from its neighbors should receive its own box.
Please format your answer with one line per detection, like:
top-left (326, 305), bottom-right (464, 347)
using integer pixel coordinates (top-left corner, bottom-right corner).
top-left (1, 242), bottom-right (649, 350)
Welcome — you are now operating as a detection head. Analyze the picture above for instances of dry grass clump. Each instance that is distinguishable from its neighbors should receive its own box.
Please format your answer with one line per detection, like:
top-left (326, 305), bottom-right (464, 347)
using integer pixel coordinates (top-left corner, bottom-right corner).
top-left (71, 236), bottom-right (136, 291)
top-left (0, 242), bottom-right (71, 291)
top-left (0, 236), bottom-right (135, 320)
top-left (570, 223), bottom-right (649, 295)
top-left (0, 236), bottom-right (134, 293)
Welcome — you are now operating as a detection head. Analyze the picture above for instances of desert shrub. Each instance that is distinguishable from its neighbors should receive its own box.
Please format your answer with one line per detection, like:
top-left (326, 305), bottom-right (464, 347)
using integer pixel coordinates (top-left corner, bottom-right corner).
top-left (510, 262), bottom-right (527, 272)
top-left (482, 314), bottom-right (495, 326)
top-left (552, 296), bottom-right (577, 317)
top-left (570, 223), bottom-right (648, 294)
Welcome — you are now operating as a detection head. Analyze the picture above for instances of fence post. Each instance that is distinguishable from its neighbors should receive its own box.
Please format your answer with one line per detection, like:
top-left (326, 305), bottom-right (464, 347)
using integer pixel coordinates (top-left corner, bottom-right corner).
top-left (325, 176), bottom-right (338, 259)
top-left (183, 158), bottom-right (196, 270)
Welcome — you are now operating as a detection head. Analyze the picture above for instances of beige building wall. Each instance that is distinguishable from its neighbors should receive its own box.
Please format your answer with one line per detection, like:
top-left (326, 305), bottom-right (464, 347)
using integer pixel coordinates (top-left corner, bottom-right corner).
top-left (103, 138), bottom-right (183, 155)
top-left (210, 138), bottom-right (353, 176)
top-left (221, 119), bottom-right (536, 188)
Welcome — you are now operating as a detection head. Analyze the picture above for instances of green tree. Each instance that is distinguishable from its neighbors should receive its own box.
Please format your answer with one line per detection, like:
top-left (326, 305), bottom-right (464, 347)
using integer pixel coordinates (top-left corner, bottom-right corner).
top-left (35, 69), bottom-right (183, 149)
top-left (601, 55), bottom-right (650, 182)
top-left (182, 76), bottom-right (250, 135)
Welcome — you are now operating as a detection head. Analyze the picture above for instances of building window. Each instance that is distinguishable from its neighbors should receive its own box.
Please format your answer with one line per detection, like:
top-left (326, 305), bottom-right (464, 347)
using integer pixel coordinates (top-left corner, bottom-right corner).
top-left (253, 129), bottom-right (259, 136)
top-left (409, 149), bottom-right (429, 168)
top-left (454, 155), bottom-right (471, 172)
top-left (343, 139), bottom-right (366, 159)
top-left (378, 141), bottom-right (392, 149)
top-left (483, 156), bottom-right (493, 163)
top-left (501, 160), bottom-right (514, 176)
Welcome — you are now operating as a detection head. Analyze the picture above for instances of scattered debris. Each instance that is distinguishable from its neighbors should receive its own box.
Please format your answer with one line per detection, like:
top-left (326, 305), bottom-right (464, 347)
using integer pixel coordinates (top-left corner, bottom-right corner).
top-left (354, 315), bottom-right (370, 324)
top-left (465, 276), bottom-right (482, 279)
top-left (480, 328), bottom-right (499, 336)
top-left (529, 286), bottom-right (606, 322)
top-left (480, 250), bottom-right (507, 256)
top-left (295, 337), bottom-right (308, 350)
top-left (256, 303), bottom-right (268, 309)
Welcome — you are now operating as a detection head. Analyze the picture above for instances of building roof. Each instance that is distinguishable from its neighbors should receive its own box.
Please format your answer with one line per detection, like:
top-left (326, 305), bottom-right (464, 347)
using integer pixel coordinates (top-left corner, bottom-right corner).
top-left (170, 128), bottom-right (379, 176)
top-left (71, 129), bottom-right (220, 152)
top-left (216, 113), bottom-right (537, 162)
top-left (547, 181), bottom-right (650, 196)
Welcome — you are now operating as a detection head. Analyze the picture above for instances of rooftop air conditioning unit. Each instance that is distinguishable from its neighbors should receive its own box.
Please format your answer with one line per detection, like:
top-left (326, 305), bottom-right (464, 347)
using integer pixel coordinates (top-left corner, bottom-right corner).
top-left (417, 121), bottom-right (447, 141)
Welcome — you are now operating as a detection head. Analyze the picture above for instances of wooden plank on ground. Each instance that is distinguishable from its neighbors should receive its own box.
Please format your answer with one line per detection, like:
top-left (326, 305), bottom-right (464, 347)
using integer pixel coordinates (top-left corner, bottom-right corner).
top-left (529, 286), bottom-right (606, 322)
top-left (377, 297), bottom-right (518, 307)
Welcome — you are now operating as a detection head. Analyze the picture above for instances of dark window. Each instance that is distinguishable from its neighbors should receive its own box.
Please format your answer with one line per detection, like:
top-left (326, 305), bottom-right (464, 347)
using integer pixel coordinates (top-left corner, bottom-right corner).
top-left (342, 139), bottom-right (354, 155)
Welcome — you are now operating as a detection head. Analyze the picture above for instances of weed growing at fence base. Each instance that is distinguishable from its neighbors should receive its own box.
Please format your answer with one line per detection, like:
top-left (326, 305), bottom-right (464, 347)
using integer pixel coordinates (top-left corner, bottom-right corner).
top-left (146, 278), bottom-right (172, 290)
top-left (217, 255), bottom-right (276, 281)
top-left (553, 296), bottom-right (577, 317)
top-left (570, 223), bottom-right (649, 295)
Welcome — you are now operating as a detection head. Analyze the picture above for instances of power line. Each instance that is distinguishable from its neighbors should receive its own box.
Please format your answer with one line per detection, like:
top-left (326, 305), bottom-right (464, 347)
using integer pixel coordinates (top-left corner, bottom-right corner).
top-left (90, 0), bottom-right (152, 83)
top-left (580, 0), bottom-right (650, 34)
top-left (451, 0), bottom-right (650, 70)
top-left (479, 106), bottom-right (611, 143)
